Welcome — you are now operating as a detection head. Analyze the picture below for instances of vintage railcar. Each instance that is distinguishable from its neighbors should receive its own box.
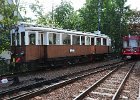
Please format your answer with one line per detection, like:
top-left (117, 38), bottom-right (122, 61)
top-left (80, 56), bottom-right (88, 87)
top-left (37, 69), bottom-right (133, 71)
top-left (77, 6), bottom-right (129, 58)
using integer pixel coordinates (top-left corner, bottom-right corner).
top-left (122, 35), bottom-right (140, 59)
top-left (10, 22), bottom-right (111, 67)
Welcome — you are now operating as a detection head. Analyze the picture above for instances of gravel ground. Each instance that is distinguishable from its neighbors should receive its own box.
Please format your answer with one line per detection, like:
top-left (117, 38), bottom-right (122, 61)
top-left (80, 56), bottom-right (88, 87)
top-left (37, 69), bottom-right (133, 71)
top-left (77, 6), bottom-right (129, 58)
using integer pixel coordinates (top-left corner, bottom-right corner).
top-left (29, 61), bottom-right (138, 100)
top-left (0, 59), bottom-right (120, 92)
top-left (119, 61), bottom-right (140, 100)
top-left (30, 71), bottom-right (110, 100)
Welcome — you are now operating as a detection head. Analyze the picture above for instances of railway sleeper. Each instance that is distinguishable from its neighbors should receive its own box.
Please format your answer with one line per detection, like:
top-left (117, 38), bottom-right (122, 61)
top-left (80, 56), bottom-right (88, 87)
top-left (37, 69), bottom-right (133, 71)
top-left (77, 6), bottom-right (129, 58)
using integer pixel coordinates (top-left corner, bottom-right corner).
top-left (90, 91), bottom-right (114, 97)
top-left (86, 92), bottom-right (129, 100)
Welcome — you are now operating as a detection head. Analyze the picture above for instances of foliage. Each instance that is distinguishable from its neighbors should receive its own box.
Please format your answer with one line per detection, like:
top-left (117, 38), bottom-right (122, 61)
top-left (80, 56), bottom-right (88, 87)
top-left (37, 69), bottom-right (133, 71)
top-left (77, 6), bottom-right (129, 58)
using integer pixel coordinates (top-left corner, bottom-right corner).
top-left (128, 10), bottom-right (140, 34)
top-left (54, 1), bottom-right (73, 27)
top-left (29, 0), bottom-right (133, 53)
top-left (79, 0), bottom-right (132, 52)
top-left (0, 0), bottom-right (18, 53)
top-left (29, 0), bottom-right (52, 25)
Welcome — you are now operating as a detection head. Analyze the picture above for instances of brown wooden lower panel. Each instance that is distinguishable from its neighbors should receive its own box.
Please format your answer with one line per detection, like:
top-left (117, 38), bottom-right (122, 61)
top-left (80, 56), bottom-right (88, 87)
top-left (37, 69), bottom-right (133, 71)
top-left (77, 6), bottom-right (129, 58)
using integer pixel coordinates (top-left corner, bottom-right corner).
top-left (46, 45), bottom-right (95, 58)
top-left (23, 45), bottom-right (111, 61)
top-left (25, 45), bottom-right (44, 61)
top-left (95, 45), bottom-right (109, 54)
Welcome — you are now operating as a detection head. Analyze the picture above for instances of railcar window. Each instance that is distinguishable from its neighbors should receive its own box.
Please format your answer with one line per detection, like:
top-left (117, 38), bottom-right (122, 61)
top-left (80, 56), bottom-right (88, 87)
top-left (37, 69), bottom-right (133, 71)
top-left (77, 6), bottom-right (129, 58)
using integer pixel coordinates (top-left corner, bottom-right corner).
top-left (97, 38), bottom-right (101, 45)
top-left (38, 33), bottom-right (43, 45)
top-left (91, 38), bottom-right (94, 45)
top-left (12, 34), bottom-right (15, 46)
top-left (73, 35), bottom-right (80, 45)
top-left (123, 41), bottom-right (128, 48)
top-left (21, 32), bottom-right (25, 45)
top-left (81, 36), bottom-right (85, 45)
top-left (129, 40), bottom-right (138, 47)
top-left (17, 33), bottom-right (20, 45)
top-left (103, 38), bottom-right (107, 45)
top-left (86, 37), bottom-right (90, 45)
top-left (49, 33), bottom-right (60, 45)
top-left (138, 40), bottom-right (140, 46)
top-left (41, 34), bottom-right (43, 45)
top-left (62, 34), bottom-right (70, 45)
top-left (29, 34), bottom-right (35, 45)
top-left (49, 33), bottom-right (54, 44)
top-left (55, 34), bottom-right (60, 45)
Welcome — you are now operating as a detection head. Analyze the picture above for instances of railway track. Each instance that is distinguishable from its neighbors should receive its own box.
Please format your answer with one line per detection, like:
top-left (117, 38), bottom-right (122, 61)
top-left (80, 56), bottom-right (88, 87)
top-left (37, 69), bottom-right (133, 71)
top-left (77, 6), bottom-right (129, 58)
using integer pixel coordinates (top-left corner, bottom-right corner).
top-left (74, 62), bottom-right (135, 100)
top-left (0, 59), bottom-right (122, 97)
top-left (1, 60), bottom-right (129, 100)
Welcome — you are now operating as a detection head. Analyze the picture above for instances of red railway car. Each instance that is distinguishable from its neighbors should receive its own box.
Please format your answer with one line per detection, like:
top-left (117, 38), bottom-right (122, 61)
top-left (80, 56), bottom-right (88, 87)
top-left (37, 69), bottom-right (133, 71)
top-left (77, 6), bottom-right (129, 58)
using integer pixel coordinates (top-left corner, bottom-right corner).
top-left (10, 22), bottom-right (111, 67)
top-left (122, 35), bottom-right (140, 59)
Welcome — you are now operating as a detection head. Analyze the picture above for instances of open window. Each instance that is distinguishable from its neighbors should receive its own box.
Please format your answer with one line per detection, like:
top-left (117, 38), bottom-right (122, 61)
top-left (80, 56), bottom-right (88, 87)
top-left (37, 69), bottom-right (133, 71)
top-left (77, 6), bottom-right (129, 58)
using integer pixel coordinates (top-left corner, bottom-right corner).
top-left (86, 37), bottom-right (90, 45)
top-left (21, 32), bottom-right (25, 45)
top-left (73, 35), bottom-right (80, 45)
top-left (103, 38), bottom-right (107, 45)
top-left (62, 34), bottom-right (70, 45)
top-left (49, 33), bottom-right (60, 45)
top-left (81, 36), bottom-right (85, 45)
top-left (29, 34), bottom-right (36, 45)
top-left (41, 34), bottom-right (43, 45)
top-left (38, 33), bottom-right (44, 45)
top-left (91, 38), bottom-right (94, 45)
top-left (17, 33), bottom-right (20, 46)
top-left (97, 38), bottom-right (101, 45)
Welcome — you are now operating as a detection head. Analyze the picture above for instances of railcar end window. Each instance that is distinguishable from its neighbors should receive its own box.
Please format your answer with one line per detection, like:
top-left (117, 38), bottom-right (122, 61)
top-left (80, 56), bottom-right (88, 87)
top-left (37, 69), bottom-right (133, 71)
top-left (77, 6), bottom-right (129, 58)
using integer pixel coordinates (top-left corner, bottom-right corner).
top-left (123, 40), bottom-right (128, 48)
top-left (29, 34), bottom-right (36, 45)
top-left (129, 40), bottom-right (138, 47)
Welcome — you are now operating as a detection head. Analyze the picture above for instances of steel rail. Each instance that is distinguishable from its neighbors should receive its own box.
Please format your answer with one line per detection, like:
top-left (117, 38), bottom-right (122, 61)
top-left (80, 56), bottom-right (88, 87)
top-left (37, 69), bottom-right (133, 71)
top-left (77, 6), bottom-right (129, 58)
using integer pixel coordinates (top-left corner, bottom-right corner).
top-left (74, 62), bottom-right (135, 100)
top-left (112, 62), bottom-right (135, 100)
top-left (73, 67), bottom-right (118, 100)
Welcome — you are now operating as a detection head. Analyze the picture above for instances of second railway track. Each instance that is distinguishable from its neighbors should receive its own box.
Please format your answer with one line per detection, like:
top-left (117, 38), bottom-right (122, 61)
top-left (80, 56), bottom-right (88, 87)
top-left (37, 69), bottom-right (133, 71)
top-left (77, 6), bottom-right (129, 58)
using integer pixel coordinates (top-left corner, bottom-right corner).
top-left (74, 62), bottom-right (135, 100)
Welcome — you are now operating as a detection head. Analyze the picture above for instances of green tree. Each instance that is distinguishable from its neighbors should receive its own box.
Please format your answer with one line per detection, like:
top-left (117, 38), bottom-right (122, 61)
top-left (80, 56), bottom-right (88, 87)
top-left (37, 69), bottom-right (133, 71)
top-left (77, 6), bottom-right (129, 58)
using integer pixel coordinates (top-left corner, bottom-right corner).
top-left (79, 0), bottom-right (132, 52)
top-left (29, 0), bottom-right (52, 25)
top-left (29, 0), bottom-right (83, 29)
top-left (54, 0), bottom-right (80, 29)
top-left (128, 10), bottom-right (140, 34)
top-left (0, 0), bottom-right (18, 53)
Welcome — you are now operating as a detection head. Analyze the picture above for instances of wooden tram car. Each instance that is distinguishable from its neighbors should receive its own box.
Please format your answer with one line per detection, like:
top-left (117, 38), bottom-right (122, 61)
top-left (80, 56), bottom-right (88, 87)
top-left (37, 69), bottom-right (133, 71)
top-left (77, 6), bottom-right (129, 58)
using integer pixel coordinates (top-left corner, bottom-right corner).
top-left (10, 22), bottom-right (111, 67)
top-left (122, 35), bottom-right (140, 59)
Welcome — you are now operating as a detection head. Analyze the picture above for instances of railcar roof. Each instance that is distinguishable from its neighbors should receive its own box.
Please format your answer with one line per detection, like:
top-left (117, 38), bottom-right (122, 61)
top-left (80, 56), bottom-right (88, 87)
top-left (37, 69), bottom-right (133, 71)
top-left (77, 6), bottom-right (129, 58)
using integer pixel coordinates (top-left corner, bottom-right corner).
top-left (12, 22), bottom-right (109, 38)
top-left (25, 27), bottom-right (107, 37)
